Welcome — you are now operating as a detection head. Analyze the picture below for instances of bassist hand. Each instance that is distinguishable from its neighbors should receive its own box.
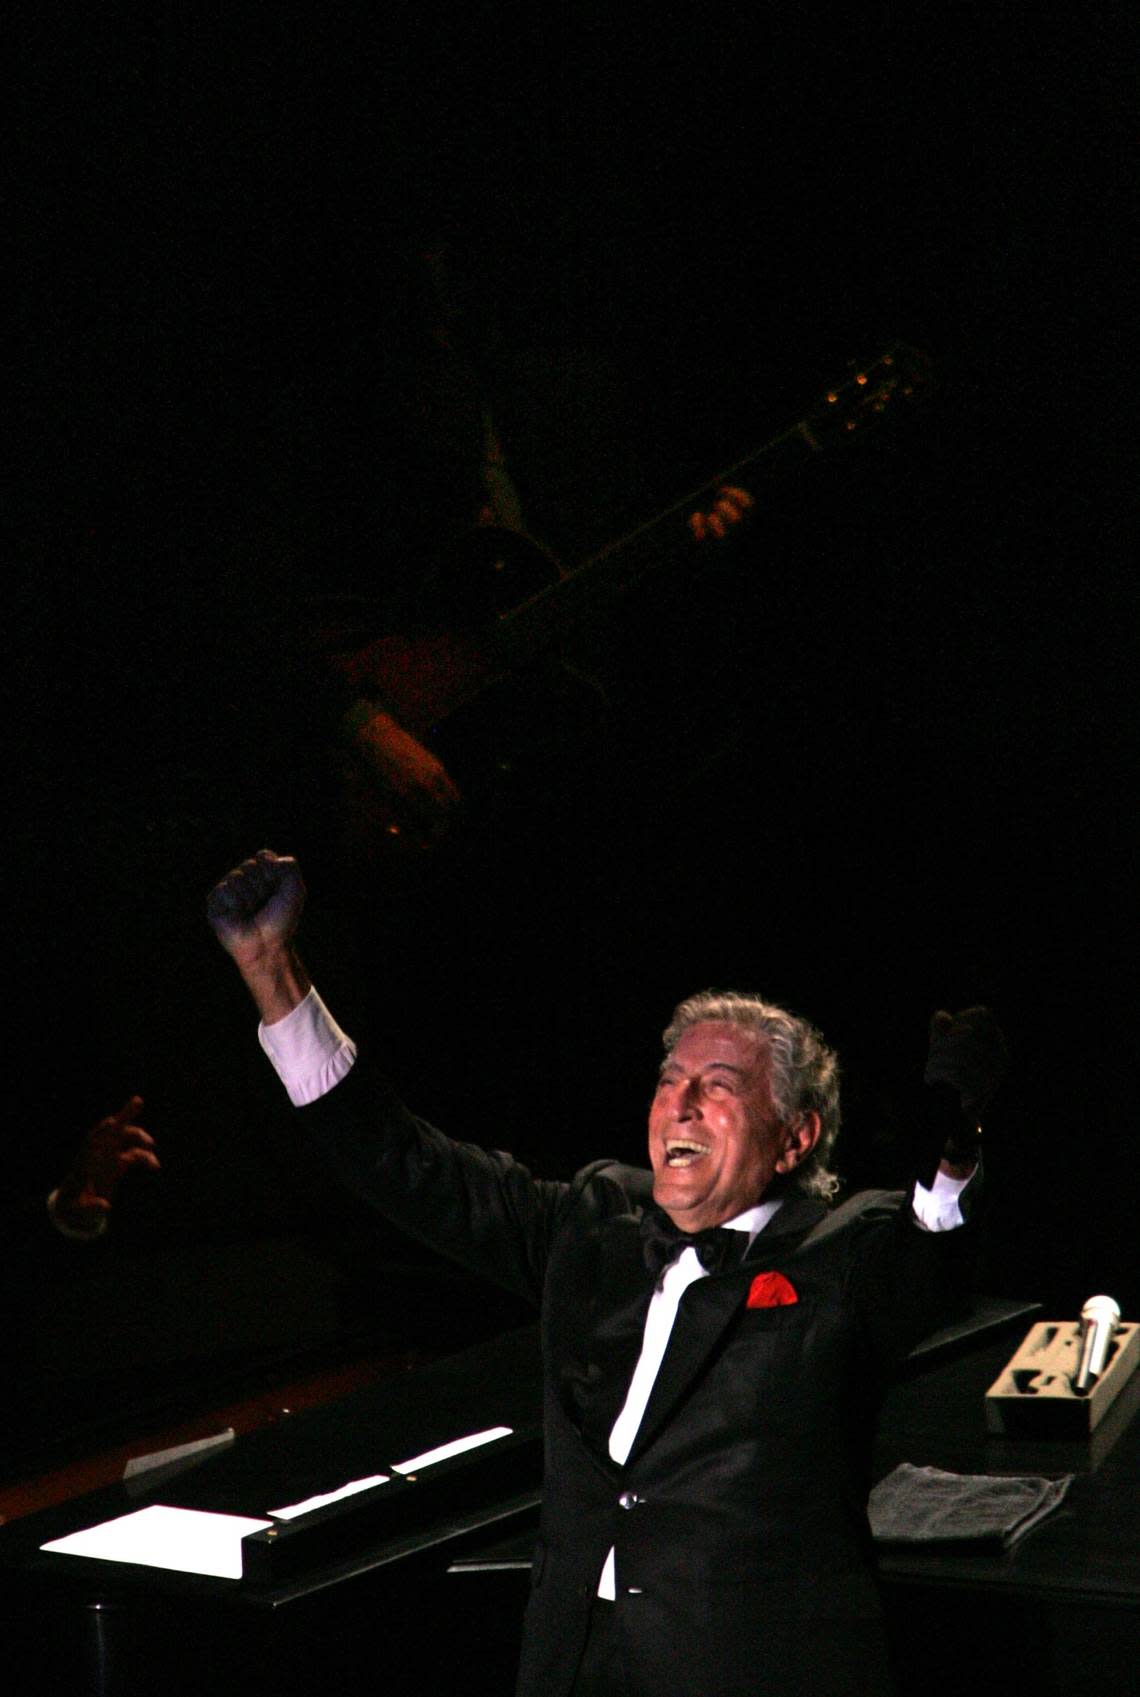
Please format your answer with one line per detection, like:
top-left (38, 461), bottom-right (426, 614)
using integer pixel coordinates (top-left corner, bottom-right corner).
top-left (687, 485), bottom-right (754, 542)
top-left (347, 705), bottom-right (462, 846)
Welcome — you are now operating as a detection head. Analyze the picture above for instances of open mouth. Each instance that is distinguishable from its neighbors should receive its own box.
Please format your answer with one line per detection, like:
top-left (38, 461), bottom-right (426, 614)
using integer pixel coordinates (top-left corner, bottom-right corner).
top-left (664, 1139), bottom-right (712, 1168)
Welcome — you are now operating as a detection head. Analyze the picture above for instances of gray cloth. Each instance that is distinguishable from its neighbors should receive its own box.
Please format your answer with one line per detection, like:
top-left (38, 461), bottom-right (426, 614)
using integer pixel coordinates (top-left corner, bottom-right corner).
top-left (869, 1462), bottom-right (1074, 1548)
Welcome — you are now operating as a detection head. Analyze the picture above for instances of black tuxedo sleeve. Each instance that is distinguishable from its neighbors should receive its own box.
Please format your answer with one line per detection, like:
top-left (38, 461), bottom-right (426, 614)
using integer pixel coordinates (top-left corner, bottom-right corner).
top-left (841, 1187), bottom-right (980, 1383)
top-left (298, 1055), bottom-right (579, 1306)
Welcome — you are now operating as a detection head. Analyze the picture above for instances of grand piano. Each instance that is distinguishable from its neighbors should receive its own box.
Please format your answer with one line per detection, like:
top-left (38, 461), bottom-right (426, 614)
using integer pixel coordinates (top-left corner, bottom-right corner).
top-left (3, 1302), bottom-right (1138, 1696)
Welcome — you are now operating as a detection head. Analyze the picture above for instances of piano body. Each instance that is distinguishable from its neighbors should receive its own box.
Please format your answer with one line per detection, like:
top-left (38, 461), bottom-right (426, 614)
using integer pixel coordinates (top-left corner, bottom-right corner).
top-left (3, 1303), bottom-right (1140, 1696)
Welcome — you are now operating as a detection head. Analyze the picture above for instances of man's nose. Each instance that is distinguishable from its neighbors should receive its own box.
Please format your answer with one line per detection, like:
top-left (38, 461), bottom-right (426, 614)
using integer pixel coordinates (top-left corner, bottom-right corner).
top-left (675, 1078), bottom-right (700, 1118)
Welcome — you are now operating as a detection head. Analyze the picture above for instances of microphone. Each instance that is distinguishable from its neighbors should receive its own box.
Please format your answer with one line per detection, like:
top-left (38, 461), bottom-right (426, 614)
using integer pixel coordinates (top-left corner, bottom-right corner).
top-left (1072, 1294), bottom-right (1120, 1397)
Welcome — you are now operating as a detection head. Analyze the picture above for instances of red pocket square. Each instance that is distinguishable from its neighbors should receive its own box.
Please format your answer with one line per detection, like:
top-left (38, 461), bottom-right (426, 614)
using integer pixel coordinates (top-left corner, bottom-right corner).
top-left (746, 1271), bottom-right (798, 1309)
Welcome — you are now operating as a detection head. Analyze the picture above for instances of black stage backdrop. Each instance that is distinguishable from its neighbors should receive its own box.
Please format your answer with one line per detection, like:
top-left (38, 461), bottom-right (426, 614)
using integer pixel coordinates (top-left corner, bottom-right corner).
top-left (9, 3), bottom-right (1136, 1463)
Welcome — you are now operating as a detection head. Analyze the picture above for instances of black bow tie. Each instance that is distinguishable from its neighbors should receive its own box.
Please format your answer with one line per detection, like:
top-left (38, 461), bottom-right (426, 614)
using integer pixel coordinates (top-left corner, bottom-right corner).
top-left (640, 1209), bottom-right (744, 1280)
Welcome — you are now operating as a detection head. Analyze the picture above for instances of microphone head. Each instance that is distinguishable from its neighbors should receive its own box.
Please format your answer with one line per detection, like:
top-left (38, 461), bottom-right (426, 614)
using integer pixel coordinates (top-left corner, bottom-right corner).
top-left (1080, 1294), bottom-right (1121, 1327)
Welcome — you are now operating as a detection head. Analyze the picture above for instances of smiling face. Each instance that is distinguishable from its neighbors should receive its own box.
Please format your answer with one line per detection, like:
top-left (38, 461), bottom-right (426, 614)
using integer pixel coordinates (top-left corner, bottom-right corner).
top-left (648, 1021), bottom-right (820, 1232)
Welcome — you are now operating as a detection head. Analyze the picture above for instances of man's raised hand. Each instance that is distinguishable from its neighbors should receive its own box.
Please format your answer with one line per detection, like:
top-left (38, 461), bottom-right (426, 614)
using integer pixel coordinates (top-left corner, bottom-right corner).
top-left (918, 1005), bottom-right (1009, 1182)
top-left (207, 850), bottom-right (311, 1022)
top-left (207, 849), bottom-right (305, 961)
top-left (924, 1006), bottom-right (1009, 1118)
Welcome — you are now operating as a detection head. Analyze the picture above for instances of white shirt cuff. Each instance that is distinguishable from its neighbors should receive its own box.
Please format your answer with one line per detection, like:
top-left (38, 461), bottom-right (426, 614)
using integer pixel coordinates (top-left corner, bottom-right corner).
top-left (258, 987), bottom-right (357, 1107)
top-left (911, 1164), bottom-right (974, 1233)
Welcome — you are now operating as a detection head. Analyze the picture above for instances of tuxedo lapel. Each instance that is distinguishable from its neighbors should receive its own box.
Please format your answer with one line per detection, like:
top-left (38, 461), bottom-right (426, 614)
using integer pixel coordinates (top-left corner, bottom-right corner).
top-left (626, 1192), bottom-right (827, 1463)
top-left (564, 1191), bottom-right (830, 1467)
top-left (627, 1270), bottom-right (747, 1461)
top-left (742, 1193), bottom-right (828, 1262)
top-left (575, 1213), bottom-right (657, 1461)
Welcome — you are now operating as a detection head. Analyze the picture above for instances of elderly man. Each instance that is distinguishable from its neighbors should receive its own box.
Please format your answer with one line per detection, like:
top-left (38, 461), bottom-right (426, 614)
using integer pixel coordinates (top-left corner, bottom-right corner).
top-left (208, 849), bottom-right (1000, 1697)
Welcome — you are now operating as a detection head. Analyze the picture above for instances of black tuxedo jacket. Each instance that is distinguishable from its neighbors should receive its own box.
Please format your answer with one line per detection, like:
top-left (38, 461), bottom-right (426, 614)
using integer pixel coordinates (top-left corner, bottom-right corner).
top-left (303, 1060), bottom-right (975, 1697)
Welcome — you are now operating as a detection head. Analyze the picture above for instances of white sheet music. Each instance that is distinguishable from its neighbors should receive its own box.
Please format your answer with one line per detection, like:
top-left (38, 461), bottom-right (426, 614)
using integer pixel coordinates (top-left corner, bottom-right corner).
top-left (269, 1474), bottom-right (390, 1520)
top-left (392, 1425), bottom-right (513, 1474)
top-left (41, 1504), bottom-right (273, 1580)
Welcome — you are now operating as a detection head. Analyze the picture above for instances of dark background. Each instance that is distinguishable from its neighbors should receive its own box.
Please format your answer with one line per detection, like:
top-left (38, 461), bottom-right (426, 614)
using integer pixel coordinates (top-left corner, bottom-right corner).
top-left (9, 4), bottom-right (1136, 1464)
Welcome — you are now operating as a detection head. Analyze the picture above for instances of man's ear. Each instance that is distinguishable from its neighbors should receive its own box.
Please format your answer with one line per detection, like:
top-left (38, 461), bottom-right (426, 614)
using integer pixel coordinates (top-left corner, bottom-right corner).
top-left (775, 1112), bottom-right (821, 1174)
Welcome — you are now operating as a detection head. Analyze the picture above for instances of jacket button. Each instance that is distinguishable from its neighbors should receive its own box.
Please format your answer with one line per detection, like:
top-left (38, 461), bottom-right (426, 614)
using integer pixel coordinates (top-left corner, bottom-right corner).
top-left (618, 1491), bottom-right (641, 1510)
